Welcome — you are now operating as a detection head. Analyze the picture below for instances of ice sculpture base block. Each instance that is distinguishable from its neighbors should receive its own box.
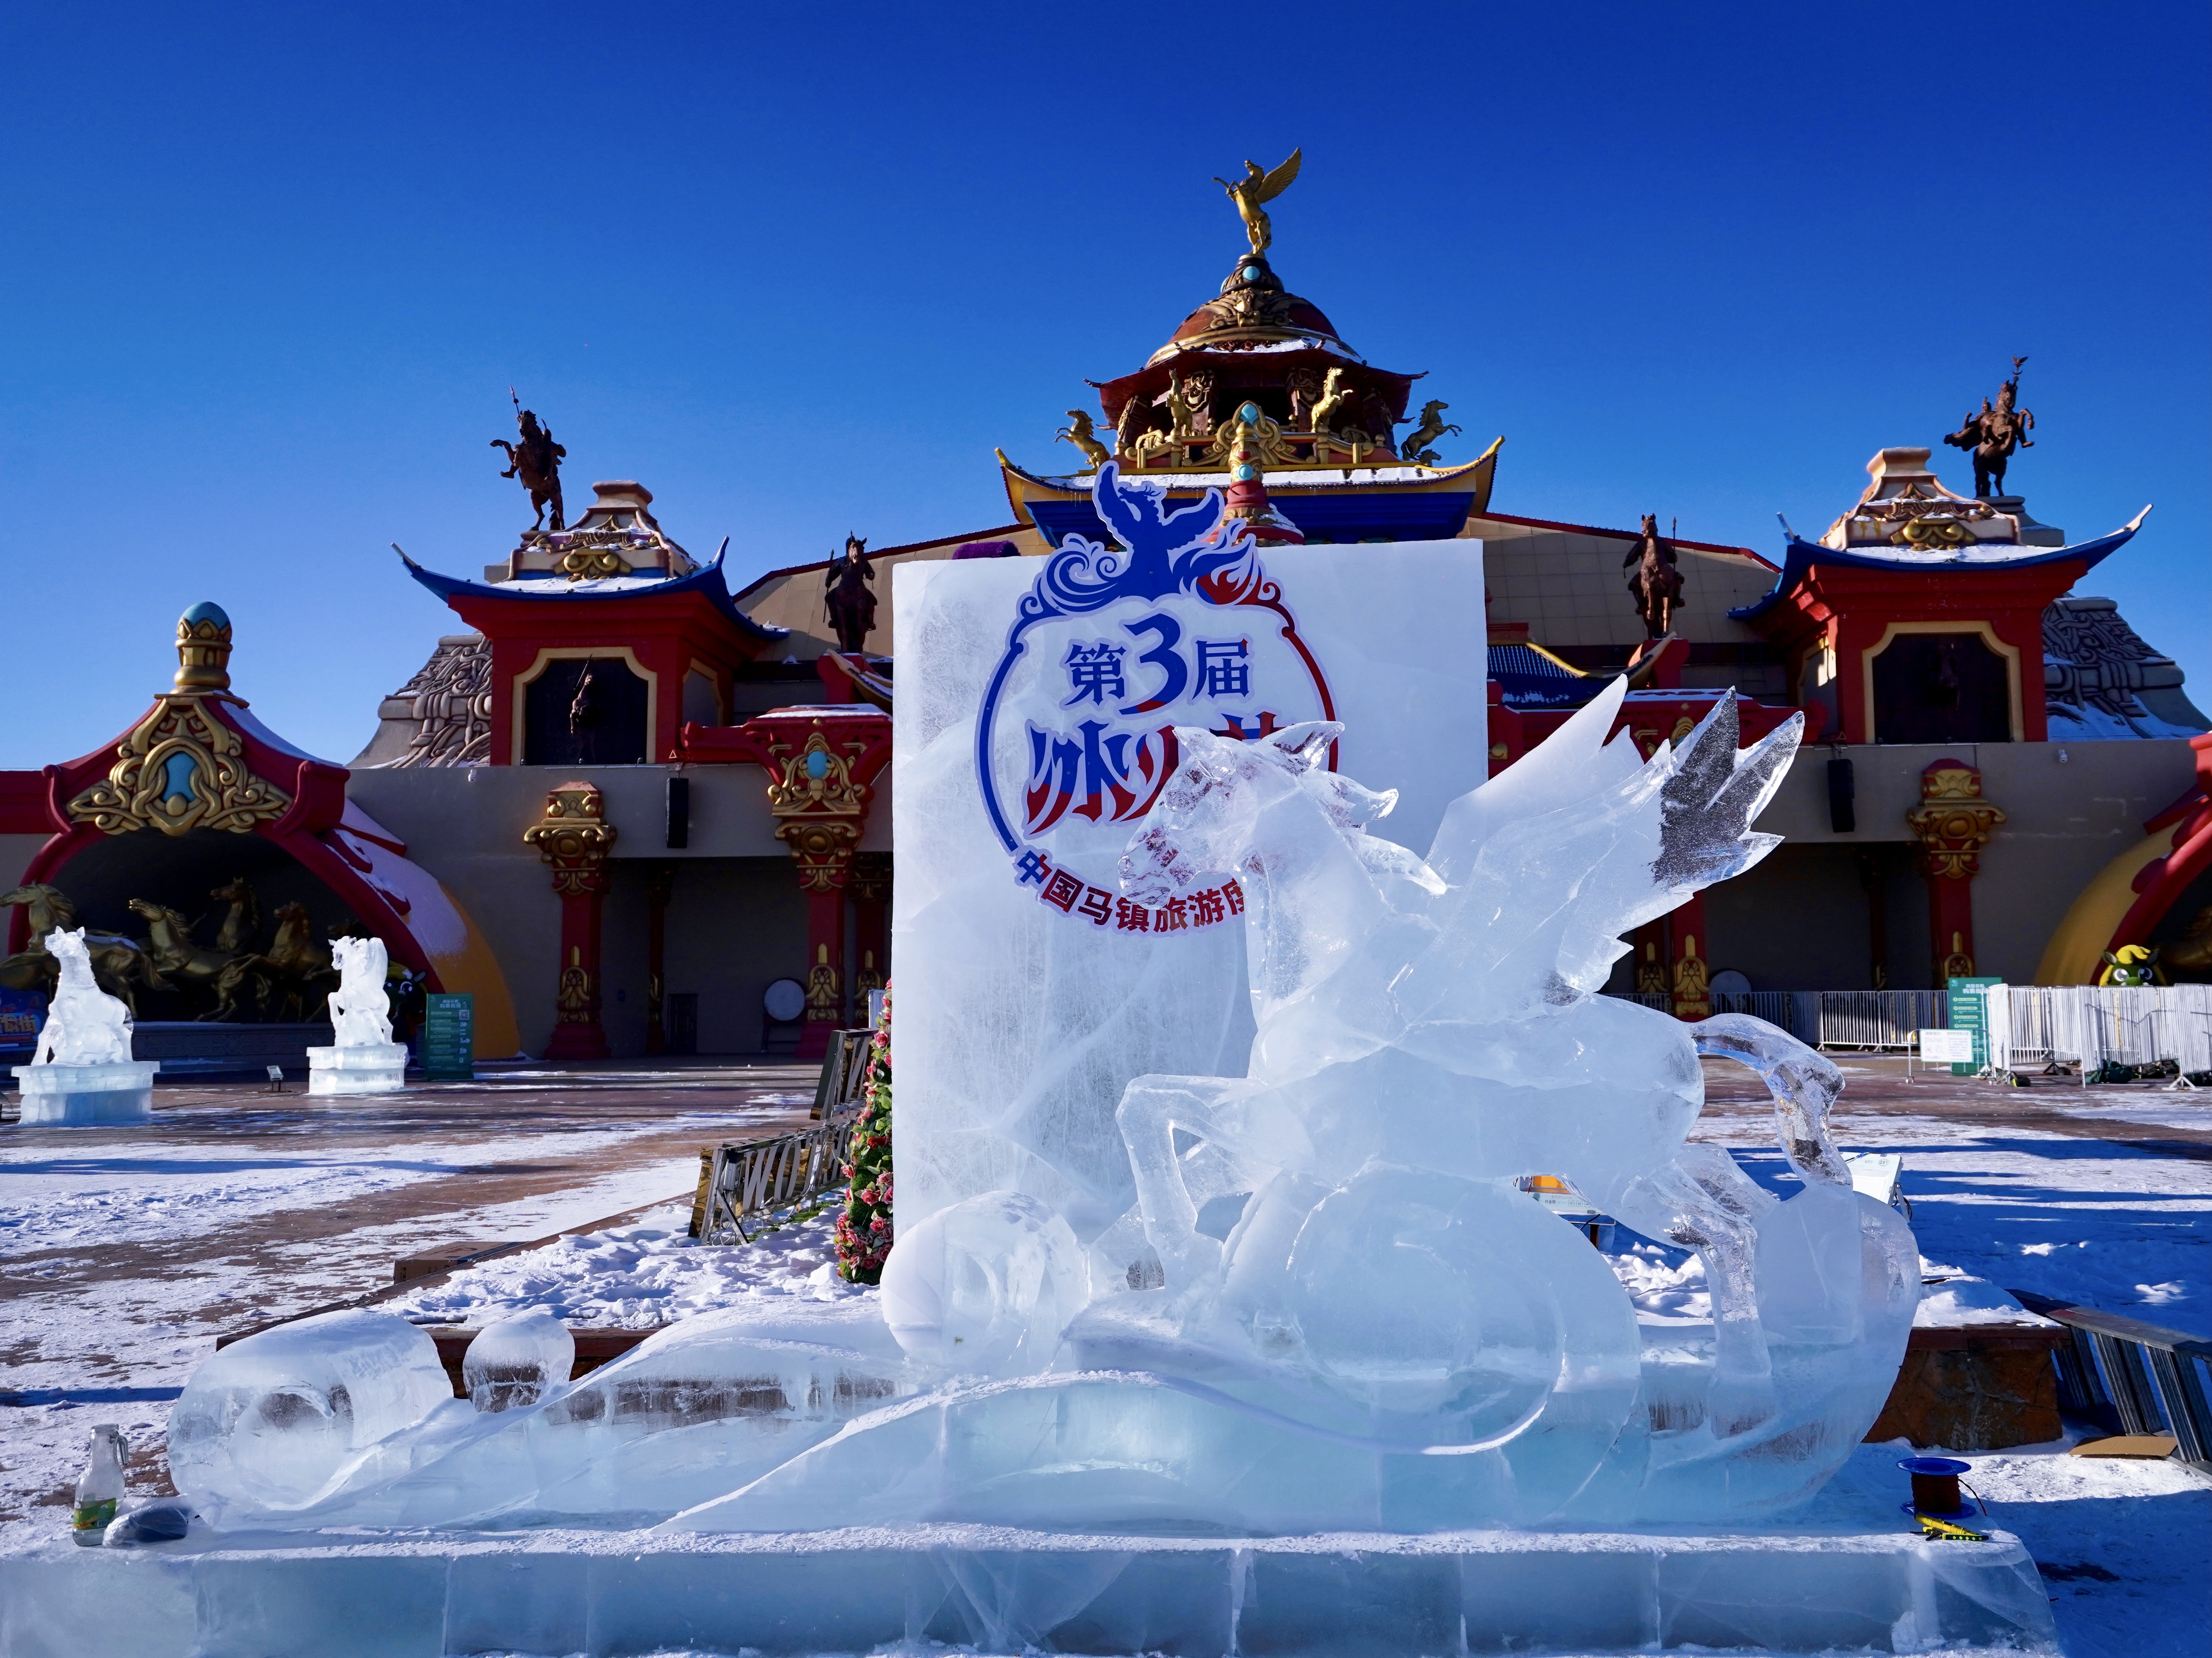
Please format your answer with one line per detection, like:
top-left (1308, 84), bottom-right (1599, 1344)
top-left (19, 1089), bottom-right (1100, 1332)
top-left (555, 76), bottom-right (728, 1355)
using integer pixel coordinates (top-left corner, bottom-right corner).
top-left (305, 1043), bottom-right (409, 1096)
top-left (0, 1521), bottom-right (2057, 1657)
top-left (10, 1061), bottom-right (159, 1125)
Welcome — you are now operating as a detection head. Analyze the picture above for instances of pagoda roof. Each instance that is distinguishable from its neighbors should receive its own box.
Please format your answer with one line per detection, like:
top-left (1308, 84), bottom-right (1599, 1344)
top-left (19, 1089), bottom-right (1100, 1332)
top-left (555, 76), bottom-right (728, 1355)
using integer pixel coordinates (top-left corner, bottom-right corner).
top-left (998, 443), bottom-right (1498, 546)
top-left (397, 543), bottom-right (787, 646)
top-left (1728, 509), bottom-right (2152, 623)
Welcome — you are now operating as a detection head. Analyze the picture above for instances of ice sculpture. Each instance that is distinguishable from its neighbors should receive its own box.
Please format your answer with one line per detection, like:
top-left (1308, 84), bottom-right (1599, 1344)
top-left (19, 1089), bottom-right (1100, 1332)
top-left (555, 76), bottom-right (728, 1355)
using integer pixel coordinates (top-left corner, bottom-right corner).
top-left (880, 1190), bottom-right (1090, 1371)
top-left (463, 1309), bottom-right (575, 1412)
top-left (659, 689), bottom-right (1916, 1533)
top-left (160, 474), bottom-right (1914, 1542)
top-left (10, 927), bottom-right (158, 1125)
top-left (168, 1309), bottom-right (457, 1513)
top-left (307, 934), bottom-right (407, 1095)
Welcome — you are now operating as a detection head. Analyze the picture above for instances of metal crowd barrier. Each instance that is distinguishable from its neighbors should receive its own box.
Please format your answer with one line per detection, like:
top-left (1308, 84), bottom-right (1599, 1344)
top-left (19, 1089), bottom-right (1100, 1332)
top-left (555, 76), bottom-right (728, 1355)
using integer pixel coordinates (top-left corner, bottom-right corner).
top-left (2013, 1289), bottom-right (2212, 1469)
top-left (1992, 985), bottom-right (2212, 1076)
top-left (690, 1118), bottom-right (854, 1245)
top-left (812, 1026), bottom-right (875, 1119)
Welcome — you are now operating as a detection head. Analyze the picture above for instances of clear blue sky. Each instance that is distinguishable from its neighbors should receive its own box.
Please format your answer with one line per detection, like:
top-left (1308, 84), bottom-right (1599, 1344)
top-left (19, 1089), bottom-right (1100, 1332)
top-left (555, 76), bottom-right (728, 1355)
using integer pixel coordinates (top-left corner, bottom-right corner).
top-left (3, 2), bottom-right (2205, 768)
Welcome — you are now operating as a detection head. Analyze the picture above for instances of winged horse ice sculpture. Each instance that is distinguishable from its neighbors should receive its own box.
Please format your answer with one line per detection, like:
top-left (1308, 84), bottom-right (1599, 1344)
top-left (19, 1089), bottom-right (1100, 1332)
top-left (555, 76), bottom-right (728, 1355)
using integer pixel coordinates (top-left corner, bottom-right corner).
top-left (1110, 685), bottom-right (1881, 1441)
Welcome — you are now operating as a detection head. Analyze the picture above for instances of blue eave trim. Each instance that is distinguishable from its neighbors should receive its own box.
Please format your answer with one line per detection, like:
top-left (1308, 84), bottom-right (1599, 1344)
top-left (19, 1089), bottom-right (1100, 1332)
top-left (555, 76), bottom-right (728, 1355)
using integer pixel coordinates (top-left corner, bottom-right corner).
top-left (1727, 514), bottom-right (2149, 624)
top-left (1029, 490), bottom-right (1478, 548)
top-left (396, 550), bottom-right (788, 645)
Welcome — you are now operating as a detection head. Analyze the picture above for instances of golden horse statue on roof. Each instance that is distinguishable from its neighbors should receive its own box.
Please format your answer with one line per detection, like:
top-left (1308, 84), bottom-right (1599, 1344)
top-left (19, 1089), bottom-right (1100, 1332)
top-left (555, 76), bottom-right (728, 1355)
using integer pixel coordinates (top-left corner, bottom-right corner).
top-left (1213, 149), bottom-right (1301, 257)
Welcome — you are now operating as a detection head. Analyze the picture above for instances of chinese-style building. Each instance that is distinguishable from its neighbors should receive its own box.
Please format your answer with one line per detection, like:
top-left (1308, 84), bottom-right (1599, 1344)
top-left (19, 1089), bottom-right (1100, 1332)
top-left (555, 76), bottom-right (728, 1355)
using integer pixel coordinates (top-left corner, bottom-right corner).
top-left (5, 179), bottom-right (2206, 1062)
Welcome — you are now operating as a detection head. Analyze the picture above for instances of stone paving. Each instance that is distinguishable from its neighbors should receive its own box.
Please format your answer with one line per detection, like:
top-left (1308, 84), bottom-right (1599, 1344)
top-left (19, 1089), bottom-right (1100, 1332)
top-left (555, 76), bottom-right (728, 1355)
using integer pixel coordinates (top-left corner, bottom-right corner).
top-left (1694, 1051), bottom-right (2212, 1157)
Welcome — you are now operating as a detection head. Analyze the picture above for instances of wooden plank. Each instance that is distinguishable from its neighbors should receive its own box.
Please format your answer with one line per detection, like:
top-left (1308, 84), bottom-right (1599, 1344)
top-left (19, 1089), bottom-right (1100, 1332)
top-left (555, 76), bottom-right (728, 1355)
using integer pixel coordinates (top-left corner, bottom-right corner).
top-left (1903, 1323), bottom-right (2066, 1353)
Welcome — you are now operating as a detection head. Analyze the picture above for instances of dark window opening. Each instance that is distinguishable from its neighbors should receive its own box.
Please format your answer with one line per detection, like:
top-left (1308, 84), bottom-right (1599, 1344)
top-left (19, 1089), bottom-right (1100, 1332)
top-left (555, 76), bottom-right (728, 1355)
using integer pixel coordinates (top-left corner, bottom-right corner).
top-left (524, 657), bottom-right (649, 766)
top-left (1871, 633), bottom-right (2011, 745)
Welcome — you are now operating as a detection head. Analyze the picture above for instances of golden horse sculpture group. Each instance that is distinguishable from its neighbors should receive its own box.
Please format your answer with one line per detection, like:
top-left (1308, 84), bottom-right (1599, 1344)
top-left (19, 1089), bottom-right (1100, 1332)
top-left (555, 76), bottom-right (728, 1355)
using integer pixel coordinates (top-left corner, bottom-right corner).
top-left (0, 881), bottom-right (344, 1023)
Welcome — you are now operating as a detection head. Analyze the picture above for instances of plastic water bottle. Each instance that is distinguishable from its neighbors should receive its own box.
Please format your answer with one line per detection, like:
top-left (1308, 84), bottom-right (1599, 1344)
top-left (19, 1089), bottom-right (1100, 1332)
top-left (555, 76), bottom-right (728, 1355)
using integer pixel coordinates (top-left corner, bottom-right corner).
top-left (70, 1424), bottom-right (127, 1546)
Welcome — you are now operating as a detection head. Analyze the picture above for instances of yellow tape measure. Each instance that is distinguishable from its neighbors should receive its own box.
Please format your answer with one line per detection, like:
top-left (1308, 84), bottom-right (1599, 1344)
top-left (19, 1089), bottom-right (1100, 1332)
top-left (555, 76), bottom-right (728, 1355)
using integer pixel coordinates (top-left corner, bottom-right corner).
top-left (1916, 1514), bottom-right (1991, 1543)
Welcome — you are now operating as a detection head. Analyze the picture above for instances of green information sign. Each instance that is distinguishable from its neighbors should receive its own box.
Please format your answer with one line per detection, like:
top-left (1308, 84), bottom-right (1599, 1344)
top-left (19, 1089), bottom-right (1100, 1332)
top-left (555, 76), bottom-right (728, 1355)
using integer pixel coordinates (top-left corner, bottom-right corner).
top-left (1945, 977), bottom-right (2003, 1076)
top-left (421, 992), bottom-right (475, 1081)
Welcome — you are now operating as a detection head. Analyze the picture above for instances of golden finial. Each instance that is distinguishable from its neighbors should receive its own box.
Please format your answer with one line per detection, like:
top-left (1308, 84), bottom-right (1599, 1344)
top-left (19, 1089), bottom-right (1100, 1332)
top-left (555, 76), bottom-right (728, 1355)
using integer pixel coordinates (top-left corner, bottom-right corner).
top-left (175, 601), bottom-right (234, 692)
top-left (1213, 149), bottom-right (1302, 258)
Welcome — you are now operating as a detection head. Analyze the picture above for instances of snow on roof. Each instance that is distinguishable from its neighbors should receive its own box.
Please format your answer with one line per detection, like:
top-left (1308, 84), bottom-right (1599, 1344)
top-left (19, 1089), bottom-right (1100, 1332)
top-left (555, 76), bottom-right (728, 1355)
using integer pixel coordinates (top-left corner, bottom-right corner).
top-left (494, 574), bottom-right (688, 596)
top-left (223, 701), bottom-right (329, 765)
top-left (1027, 465), bottom-right (1447, 492)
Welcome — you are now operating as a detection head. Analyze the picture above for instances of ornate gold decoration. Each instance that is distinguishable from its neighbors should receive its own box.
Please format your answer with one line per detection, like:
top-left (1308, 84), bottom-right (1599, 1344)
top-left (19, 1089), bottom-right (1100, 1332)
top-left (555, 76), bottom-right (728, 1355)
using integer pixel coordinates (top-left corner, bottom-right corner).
top-left (1204, 403), bottom-right (1294, 473)
top-left (1306, 367), bottom-right (1357, 436)
top-left (556, 945), bottom-right (594, 1023)
top-left (848, 851), bottom-right (893, 907)
top-left (1940, 931), bottom-right (1975, 980)
top-left (804, 941), bottom-right (840, 1020)
top-left (776, 818), bottom-right (862, 892)
top-left (68, 603), bottom-right (292, 838)
top-left (1671, 934), bottom-right (1711, 1020)
top-left (175, 606), bottom-right (234, 691)
top-left (1635, 938), bottom-right (1667, 996)
top-left (854, 947), bottom-right (885, 998)
top-left (1213, 149), bottom-right (1301, 257)
top-left (1906, 766), bottom-right (2005, 880)
top-left (69, 698), bottom-right (291, 837)
top-left (767, 731), bottom-right (866, 816)
top-left (1890, 515), bottom-right (1977, 550)
top-left (1056, 410), bottom-right (1113, 471)
top-left (758, 730), bottom-right (871, 893)
top-left (556, 540), bottom-right (635, 580)
top-left (524, 781), bottom-right (618, 893)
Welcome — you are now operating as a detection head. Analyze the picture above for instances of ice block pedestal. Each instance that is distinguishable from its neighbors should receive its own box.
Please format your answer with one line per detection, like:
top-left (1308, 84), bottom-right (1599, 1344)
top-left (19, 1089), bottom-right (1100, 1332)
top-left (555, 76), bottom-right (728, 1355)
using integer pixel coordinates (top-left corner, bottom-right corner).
top-left (10, 1061), bottom-right (159, 1125)
top-left (0, 1518), bottom-right (2061, 1657)
top-left (305, 1042), bottom-right (408, 1096)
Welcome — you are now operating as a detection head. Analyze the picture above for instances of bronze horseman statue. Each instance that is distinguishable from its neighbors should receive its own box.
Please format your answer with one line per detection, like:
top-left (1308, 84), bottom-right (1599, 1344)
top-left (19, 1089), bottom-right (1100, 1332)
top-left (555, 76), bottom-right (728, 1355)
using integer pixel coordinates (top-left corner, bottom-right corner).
top-left (1213, 149), bottom-right (1301, 257)
top-left (491, 394), bottom-right (568, 530)
top-left (1943, 357), bottom-right (2035, 499)
top-left (1624, 514), bottom-right (1684, 638)
top-left (825, 534), bottom-right (877, 655)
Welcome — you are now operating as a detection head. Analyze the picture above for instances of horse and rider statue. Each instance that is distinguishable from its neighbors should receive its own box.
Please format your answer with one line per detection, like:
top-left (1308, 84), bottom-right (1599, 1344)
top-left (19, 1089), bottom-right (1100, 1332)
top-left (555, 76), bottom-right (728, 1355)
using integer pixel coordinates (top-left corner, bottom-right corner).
top-left (1943, 356), bottom-right (2035, 499)
top-left (1624, 514), bottom-right (1685, 639)
top-left (2, 880), bottom-right (349, 1023)
top-left (824, 533), bottom-right (878, 655)
top-left (491, 395), bottom-right (568, 531)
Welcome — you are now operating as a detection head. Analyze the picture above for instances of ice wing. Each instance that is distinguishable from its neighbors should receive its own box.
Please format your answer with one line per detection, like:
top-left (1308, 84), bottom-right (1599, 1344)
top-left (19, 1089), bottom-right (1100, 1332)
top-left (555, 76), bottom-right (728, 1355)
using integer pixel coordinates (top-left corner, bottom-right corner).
top-left (1398, 690), bottom-right (1802, 1017)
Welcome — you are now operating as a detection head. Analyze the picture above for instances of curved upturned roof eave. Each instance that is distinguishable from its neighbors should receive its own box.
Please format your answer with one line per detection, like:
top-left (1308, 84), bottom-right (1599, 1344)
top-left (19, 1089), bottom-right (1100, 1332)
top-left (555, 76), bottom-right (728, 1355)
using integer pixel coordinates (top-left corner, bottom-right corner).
top-left (1727, 509), bottom-right (2153, 624)
top-left (395, 547), bottom-right (788, 646)
top-left (998, 443), bottom-right (1499, 507)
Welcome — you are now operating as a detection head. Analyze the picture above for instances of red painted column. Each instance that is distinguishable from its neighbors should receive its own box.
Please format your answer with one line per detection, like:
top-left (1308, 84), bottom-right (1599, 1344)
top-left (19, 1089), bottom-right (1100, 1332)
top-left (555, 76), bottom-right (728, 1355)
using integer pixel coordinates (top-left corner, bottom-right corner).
top-left (523, 781), bottom-right (617, 1061)
top-left (799, 887), bottom-right (848, 1059)
top-left (1905, 759), bottom-right (2005, 983)
top-left (1630, 920), bottom-right (1668, 1000)
top-left (850, 853), bottom-right (890, 1012)
top-left (1667, 892), bottom-right (1712, 1020)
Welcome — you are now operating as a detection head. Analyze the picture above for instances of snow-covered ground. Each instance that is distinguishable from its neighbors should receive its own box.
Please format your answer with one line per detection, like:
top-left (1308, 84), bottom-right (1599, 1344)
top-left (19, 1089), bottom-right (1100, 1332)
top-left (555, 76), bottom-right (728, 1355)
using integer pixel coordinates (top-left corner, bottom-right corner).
top-left (3, 1091), bottom-right (2206, 1653)
top-left (383, 1198), bottom-right (864, 1328)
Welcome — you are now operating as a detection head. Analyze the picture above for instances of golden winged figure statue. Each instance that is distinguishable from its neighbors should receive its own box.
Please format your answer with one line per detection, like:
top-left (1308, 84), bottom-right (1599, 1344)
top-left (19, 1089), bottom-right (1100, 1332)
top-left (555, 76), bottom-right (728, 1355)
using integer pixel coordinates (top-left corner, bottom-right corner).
top-left (1213, 149), bottom-right (1302, 257)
